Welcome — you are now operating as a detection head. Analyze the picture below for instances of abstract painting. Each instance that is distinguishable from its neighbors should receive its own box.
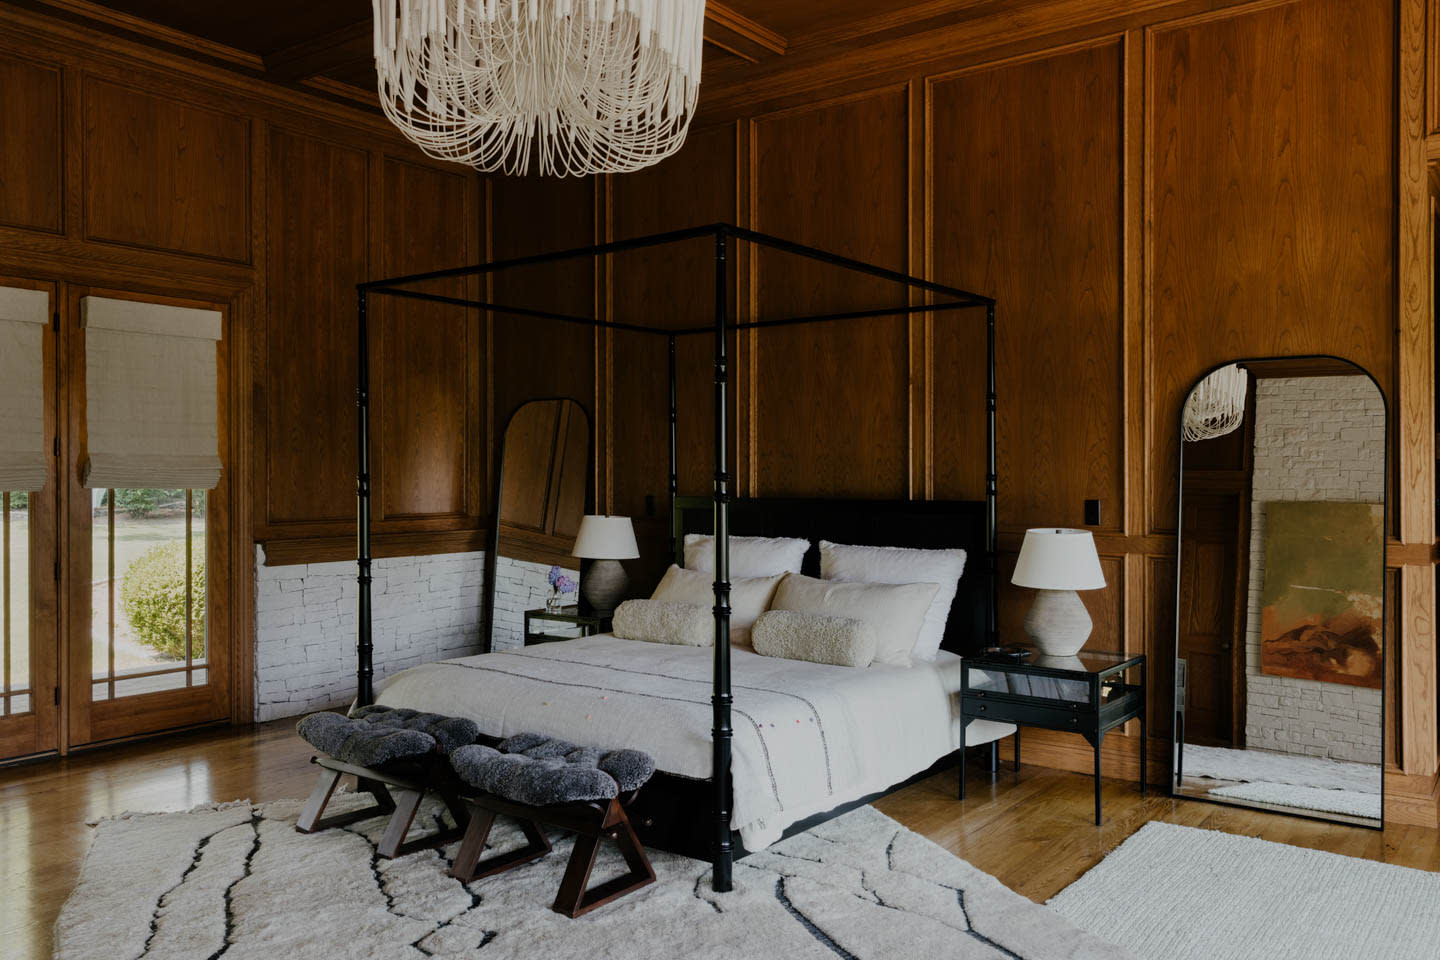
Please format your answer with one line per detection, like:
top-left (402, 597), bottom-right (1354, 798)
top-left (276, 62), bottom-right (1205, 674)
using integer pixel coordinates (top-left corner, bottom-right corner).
top-left (1260, 500), bottom-right (1383, 689)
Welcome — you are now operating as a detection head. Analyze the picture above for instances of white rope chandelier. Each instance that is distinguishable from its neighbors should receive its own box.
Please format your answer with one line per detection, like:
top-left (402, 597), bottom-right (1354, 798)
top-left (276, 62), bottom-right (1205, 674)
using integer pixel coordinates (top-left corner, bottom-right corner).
top-left (1182, 363), bottom-right (1248, 442)
top-left (371, 0), bottom-right (707, 176)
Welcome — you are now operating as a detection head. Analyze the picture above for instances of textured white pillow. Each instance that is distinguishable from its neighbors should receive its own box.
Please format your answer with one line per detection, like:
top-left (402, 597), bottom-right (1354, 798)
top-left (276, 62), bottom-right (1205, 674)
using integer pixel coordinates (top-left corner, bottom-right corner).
top-left (650, 564), bottom-right (782, 645)
top-left (820, 540), bottom-right (967, 662)
top-left (611, 599), bottom-right (713, 647)
top-left (770, 573), bottom-right (939, 667)
top-left (684, 533), bottom-right (809, 577)
top-left (751, 610), bottom-right (877, 668)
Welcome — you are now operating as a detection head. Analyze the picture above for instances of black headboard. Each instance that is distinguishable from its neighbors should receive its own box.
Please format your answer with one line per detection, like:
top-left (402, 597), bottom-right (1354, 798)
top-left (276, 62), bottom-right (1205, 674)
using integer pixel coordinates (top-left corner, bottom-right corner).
top-left (671, 496), bottom-right (993, 656)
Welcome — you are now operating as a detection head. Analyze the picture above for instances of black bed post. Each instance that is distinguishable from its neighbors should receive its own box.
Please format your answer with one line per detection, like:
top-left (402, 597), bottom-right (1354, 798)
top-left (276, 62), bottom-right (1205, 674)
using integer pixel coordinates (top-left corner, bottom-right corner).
top-left (356, 288), bottom-right (375, 707)
top-left (985, 302), bottom-right (998, 648)
top-left (711, 229), bottom-right (734, 893)
top-left (668, 334), bottom-right (679, 561)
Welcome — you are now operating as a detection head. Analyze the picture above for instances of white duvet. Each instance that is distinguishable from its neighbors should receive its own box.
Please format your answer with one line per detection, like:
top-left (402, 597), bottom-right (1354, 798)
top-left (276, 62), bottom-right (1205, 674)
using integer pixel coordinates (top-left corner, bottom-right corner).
top-left (374, 635), bottom-right (1013, 849)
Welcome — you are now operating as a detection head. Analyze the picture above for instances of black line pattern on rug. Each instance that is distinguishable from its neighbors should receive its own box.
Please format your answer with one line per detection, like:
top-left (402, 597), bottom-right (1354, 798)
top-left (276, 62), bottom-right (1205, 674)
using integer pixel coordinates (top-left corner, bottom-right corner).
top-left (506, 647), bottom-right (837, 794)
top-left (956, 889), bottom-right (1025, 960)
top-left (139, 813), bottom-right (252, 957)
top-left (774, 877), bottom-right (860, 960)
top-left (203, 813), bottom-right (263, 960)
top-left (440, 660), bottom-right (784, 806)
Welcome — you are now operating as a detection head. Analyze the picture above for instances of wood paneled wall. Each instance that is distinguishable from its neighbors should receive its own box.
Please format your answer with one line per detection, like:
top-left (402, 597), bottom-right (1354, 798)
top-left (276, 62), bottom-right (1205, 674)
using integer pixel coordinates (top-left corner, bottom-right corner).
top-left (487, 0), bottom-right (1440, 823)
top-left (0, 4), bottom-right (485, 723)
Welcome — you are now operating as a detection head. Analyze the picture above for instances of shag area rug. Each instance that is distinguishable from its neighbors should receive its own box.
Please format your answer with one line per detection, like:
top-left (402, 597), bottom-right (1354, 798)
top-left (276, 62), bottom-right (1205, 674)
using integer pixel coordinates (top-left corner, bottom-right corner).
top-left (1049, 821), bottom-right (1440, 960)
top-left (1181, 743), bottom-right (1381, 819)
top-left (55, 794), bottom-right (1129, 960)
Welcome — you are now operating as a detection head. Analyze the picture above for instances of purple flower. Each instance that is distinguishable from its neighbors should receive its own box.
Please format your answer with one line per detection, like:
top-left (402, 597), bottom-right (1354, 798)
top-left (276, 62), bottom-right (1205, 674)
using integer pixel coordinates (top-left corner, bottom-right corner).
top-left (547, 565), bottom-right (563, 587)
top-left (555, 575), bottom-right (576, 593)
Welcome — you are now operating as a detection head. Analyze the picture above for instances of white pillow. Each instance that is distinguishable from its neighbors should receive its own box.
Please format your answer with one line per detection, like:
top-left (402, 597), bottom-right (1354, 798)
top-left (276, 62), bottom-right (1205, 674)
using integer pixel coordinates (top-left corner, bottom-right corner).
top-left (770, 573), bottom-right (938, 667)
top-left (612, 599), bottom-right (712, 647)
top-left (650, 564), bottom-right (783, 646)
top-left (820, 540), bottom-right (966, 662)
top-left (751, 610), bottom-right (877, 668)
top-left (683, 533), bottom-right (809, 578)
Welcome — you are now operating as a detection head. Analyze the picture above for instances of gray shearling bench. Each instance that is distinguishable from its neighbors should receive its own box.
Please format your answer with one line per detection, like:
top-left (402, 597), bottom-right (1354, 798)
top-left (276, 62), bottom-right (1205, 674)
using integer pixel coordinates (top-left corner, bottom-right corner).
top-left (294, 705), bottom-right (479, 858)
top-left (448, 733), bottom-right (657, 917)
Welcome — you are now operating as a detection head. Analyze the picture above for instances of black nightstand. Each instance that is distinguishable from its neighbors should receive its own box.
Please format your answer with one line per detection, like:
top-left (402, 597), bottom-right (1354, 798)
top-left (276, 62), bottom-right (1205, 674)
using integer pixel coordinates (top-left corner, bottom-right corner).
top-left (523, 606), bottom-right (610, 645)
top-left (960, 648), bottom-right (1146, 824)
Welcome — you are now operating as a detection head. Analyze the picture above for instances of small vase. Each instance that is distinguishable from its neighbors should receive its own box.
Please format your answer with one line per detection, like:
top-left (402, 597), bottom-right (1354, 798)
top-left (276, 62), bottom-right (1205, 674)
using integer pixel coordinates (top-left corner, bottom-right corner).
top-left (545, 590), bottom-right (564, 614)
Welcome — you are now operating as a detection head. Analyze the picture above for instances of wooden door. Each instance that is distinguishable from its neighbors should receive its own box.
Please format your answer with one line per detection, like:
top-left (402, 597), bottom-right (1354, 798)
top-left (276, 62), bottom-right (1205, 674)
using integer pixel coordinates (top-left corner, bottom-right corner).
top-left (0, 278), bottom-right (60, 761)
top-left (1177, 491), bottom-right (1244, 746)
top-left (62, 286), bottom-right (231, 747)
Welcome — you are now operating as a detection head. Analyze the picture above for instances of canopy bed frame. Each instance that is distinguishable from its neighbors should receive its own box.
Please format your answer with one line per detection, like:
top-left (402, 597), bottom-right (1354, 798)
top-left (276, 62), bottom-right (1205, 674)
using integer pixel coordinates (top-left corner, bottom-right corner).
top-left (353, 222), bottom-right (997, 892)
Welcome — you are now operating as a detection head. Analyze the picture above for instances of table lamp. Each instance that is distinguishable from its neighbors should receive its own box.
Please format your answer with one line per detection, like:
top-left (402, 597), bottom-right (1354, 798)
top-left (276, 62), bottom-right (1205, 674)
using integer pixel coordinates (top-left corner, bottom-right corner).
top-left (1011, 528), bottom-right (1106, 656)
top-left (573, 515), bottom-right (639, 616)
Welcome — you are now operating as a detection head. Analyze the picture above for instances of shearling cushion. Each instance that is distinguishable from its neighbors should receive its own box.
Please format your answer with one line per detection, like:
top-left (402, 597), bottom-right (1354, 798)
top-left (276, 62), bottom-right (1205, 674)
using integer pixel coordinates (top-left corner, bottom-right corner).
top-left (820, 540), bottom-right (967, 663)
top-left (599, 749), bottom-right (657, 792)
top-left (451, 744), bottom-right (620, 806)
top-left (296, 711), bottom-right (439, 766)
top-left (611, 598), bottom-right (713, 647)
top-left (650, 563), bottom-right (783, 646)
top-left (683, 533), bottom-right (809, 577)
top-left (750, 609), bottom-right (878, 668)
top-left (770, 573), bottom-right (939, 667)
top-left (348, 704), bottom-right (481, 754)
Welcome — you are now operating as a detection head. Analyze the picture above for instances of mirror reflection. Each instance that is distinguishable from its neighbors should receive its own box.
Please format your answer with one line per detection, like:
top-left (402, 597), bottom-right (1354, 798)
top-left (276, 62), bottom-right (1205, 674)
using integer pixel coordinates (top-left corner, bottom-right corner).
top-left (487, 399), bottom-right (590, 650)
top-left (1174, 358), bottom-right (1384, 826)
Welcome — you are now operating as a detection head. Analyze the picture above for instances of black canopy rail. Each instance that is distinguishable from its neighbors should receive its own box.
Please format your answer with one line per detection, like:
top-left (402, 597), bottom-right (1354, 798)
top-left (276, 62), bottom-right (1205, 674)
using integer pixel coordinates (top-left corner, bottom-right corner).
top-left (354, 221), bottom-right (998, 894)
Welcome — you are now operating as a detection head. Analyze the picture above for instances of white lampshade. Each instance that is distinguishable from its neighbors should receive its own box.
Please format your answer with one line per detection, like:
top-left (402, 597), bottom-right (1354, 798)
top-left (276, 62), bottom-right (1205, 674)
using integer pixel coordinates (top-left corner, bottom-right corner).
top-left (572, 515), bottom-right (639, 560)
top-left (1011, 528), bottom-right (1106, 591)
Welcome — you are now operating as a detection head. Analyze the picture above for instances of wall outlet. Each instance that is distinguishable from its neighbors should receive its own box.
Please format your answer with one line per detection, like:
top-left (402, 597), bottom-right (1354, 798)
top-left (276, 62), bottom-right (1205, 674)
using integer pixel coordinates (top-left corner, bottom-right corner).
top-left (1083, 499), bottom-right (1101, 526)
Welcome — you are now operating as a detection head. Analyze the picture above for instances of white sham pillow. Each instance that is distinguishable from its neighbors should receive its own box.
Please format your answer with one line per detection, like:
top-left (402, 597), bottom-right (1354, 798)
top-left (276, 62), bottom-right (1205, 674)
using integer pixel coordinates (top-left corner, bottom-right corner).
top-left (770, 573), bottom-right (938, 667)
top-left (650, 564), bottom-right (783, 646)
top-left (820, 540), bottom-right (966, 662)
top-left (683, 533), bottom-right (809, 578)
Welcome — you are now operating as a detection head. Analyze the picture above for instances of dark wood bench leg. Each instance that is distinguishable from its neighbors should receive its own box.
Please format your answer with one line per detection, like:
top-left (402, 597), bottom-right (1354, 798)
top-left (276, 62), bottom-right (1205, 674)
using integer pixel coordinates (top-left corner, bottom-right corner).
top-left (450, 805), bottom-right (552, 882)
top-left (296, 767), bottom-right (396, 834)
top-left (378, 788), bottom-right (425, 858)
top-left (553, 800), bottom-right (656, 918)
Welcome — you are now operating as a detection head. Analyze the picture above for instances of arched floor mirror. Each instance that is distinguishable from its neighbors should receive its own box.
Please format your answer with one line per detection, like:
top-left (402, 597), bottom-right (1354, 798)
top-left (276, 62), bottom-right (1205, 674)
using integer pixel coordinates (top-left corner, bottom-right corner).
top-left (1172, 356), bottom-right (1386, 828)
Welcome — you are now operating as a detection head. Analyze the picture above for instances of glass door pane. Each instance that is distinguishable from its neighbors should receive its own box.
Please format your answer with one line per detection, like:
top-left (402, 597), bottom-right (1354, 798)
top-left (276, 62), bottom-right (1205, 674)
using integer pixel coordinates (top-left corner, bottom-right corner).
top-left (89, 489), bottom-right (208, 701)
top-left (3, 492), bottom-right (32, 717)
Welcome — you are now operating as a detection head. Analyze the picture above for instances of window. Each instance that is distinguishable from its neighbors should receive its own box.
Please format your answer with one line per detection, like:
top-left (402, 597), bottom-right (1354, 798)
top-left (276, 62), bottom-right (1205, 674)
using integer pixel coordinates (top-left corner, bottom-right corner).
top-left (2, 491), bottom-right (31, 716)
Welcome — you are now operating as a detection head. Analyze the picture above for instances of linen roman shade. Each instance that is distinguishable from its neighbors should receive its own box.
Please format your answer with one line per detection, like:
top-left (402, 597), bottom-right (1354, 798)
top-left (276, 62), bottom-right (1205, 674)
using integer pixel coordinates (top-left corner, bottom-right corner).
top-left (0, 286), bottom-right (50, 491)
top-left (81, 296), bottom-right (222, 490)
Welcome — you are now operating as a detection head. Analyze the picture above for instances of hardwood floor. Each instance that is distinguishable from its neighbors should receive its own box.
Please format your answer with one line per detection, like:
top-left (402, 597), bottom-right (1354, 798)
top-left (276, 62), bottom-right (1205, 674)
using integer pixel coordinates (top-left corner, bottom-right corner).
top-left (3, 722), bottom-right (1438, 960)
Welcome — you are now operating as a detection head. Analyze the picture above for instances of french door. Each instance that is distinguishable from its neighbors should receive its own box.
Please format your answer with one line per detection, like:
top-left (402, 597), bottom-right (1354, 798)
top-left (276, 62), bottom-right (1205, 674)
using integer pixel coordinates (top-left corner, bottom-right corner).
top-left (0, 280), bottom-right (231, 761)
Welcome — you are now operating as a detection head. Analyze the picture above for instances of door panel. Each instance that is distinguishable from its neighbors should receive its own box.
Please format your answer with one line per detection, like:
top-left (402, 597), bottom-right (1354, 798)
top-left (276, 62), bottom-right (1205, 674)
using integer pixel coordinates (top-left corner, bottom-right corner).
top-left (0, 279), bottom-right (58, 760)
top-left (1177, 491), bottom-right (1242, 746)
top-left (63, 286), bottom-right (229, 747)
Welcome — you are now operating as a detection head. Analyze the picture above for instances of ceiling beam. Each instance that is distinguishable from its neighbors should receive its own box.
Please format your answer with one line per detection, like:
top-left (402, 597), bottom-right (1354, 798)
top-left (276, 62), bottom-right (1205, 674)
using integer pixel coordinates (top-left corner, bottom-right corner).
top-left (262, 4), bottom-right (785, 85)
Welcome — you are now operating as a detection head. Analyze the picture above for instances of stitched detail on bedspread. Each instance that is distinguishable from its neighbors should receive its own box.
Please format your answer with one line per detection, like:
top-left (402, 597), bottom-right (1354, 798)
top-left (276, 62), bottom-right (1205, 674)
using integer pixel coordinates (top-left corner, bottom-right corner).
top-left (504, 647), bottom-right (836, 796)
top-left (438, 659), bottom-right (785, 808)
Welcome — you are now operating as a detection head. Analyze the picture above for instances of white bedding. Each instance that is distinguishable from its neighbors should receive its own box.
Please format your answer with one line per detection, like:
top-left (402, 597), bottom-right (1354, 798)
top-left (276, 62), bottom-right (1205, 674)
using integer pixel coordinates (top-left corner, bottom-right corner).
top-left (373, 634), bottom-right (1014, 850)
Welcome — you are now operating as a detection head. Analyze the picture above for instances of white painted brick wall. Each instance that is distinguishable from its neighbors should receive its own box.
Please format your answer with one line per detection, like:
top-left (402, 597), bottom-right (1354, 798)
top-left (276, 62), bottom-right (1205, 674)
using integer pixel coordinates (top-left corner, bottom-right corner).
top-left (253, 546), bottom-right (487, 722)
top-left (1243, 375), bottom-right (1384, 763)
top-left (491, 557), bottom-right (580, 651)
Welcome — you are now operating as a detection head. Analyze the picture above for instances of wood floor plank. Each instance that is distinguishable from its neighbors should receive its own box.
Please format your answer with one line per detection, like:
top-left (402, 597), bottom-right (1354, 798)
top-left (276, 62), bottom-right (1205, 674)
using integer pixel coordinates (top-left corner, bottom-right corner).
top-left (1, 720), bottom-right (1437, 960)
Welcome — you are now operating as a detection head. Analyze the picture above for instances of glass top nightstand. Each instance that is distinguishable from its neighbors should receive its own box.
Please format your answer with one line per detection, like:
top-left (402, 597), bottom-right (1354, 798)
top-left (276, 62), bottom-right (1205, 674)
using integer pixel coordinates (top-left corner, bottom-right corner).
top-left (523, 606), bottom-right (610, 645)
top-left (960, 647), bottom-right (1146, 824)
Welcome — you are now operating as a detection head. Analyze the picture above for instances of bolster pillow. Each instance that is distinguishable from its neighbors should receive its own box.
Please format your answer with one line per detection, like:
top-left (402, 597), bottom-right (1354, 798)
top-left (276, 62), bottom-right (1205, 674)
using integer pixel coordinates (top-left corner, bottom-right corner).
top-left (750, 609), bottom-right (878, 668)
top-left (611, 599), bottom-right (714, 647)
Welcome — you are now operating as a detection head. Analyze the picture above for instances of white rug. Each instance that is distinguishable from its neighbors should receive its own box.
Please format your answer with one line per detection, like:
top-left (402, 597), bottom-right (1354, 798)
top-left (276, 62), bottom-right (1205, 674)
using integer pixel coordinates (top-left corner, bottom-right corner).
top-left (1181, 743), bottom-right (1381, 818)
top-left (54, 795), bottom-right (1130, 960)
top-left (1049, 821), bottom-right (1440, 960)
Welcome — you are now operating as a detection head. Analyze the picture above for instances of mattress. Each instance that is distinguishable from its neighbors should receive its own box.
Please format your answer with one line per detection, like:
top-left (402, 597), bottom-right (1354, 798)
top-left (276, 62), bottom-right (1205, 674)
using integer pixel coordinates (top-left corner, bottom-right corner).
top-left (373, 634), bottom-right (1014, 850)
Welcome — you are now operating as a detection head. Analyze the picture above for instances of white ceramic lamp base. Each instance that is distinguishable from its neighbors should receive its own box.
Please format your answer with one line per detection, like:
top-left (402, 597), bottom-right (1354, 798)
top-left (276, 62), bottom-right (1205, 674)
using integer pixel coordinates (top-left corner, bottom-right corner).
top-left (1023, 588), bottom-right (1093, 657)
top-left (581, 559), bottom-right (629, 616)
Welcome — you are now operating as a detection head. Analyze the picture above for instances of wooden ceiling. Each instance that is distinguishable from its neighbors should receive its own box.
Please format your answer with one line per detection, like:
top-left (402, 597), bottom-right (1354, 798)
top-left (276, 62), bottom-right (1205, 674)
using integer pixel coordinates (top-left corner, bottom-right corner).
top-left (32, 0), bottom-right (984, 109)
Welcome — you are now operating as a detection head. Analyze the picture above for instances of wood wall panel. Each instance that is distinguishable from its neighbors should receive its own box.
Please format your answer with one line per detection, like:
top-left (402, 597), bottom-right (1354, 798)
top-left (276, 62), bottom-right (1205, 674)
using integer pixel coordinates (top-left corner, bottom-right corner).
top-left (83, 78), bottom-right (250, 263)
top-left (1147, 0), bottom-right (1395, 534)
top-left (751, 88), bottom-right (911, 497)
top-left (610, 124), bottom-right (738, 533)
top-left (490, 175), bottom-right (596, 443)
top-left (929, 42), bottom-right (1124, 530)
top-left (0, 57), bottom-right (63, 234)
top-left (374, 157), bottom-right (479, 525)
top-left (261, 128), bottom-right (368, 527)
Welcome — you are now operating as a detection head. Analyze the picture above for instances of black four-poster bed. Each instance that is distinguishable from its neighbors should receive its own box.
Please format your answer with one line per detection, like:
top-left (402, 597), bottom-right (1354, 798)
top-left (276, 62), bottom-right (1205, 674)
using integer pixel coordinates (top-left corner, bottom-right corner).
top-left (352, 222), bottom-right (998, 893)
